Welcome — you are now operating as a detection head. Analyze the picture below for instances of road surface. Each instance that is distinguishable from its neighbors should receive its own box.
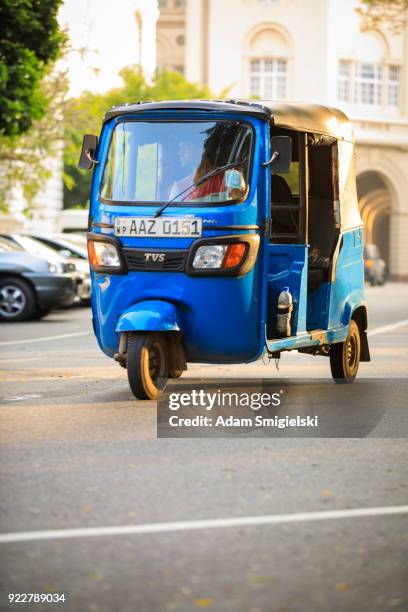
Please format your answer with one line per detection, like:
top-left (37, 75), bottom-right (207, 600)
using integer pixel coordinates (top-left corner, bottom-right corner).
top-left (0, 283), bottom-right (407, 611)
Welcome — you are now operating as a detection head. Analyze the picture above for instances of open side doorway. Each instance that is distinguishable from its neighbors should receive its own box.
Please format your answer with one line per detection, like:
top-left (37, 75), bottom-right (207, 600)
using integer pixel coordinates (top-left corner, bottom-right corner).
top-left (266, 128), bottom-right (308, 340)
top-left (266, 129), bottom-right (341, 341)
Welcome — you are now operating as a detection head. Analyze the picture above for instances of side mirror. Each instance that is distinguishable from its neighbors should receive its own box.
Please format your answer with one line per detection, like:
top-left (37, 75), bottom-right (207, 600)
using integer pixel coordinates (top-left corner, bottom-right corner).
top-left (263, 136), bottom-right (292, 174)
top-left (78, 134), bottom-right (99, 170)
top-left (59, 249), bottom-right (72, 258)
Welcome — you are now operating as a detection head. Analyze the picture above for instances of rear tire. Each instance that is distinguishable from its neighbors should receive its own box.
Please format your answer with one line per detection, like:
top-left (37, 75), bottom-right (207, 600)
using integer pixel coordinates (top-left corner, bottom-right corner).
top-left (127, 333), bottom-right (169, 400)
top-left (330, 320), bottom-right (361, 383)
top-left (169, 368), bottom-right (183, 378)
top-left (0, 277), bottom-right (36, 322)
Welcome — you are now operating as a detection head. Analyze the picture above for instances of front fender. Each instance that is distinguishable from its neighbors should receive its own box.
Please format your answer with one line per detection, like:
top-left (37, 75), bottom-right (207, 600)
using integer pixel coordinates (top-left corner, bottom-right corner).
top-left (115, 300), bottom-right (182, 333)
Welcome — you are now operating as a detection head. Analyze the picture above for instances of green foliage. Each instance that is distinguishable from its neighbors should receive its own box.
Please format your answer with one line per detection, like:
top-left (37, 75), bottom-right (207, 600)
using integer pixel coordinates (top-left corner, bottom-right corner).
top-left (63, 68), bottom-right (211, 209)
top-left (0, 0), bottom-right (66, 137)
top-left (0, 66), bottom-right (68, 213)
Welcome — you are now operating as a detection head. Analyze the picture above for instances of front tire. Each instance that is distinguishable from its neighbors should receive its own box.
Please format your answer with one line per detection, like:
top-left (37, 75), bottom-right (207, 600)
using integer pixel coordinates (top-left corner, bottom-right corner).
top-left (127, 333), bottom-right (169, 400)
top-left (330, 320), bottom-right (361, 383)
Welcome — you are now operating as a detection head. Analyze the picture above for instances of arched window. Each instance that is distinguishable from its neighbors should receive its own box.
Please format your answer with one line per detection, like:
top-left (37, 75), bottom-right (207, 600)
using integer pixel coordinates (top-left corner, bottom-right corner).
top-left (246, 25), bottom-right (291, 99)
top-left (337, 31), bottom-right (401, 108)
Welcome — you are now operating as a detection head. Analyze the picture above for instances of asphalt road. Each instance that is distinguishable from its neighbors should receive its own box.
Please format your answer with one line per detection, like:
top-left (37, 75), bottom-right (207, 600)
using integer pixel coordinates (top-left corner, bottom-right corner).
top-left (0, 283), bottom-right (407, 612)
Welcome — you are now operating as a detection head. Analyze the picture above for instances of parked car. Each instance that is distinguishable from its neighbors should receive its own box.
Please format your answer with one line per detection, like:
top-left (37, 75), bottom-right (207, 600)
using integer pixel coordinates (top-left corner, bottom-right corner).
top-left (1, 234), bottom-right (84, 304)
top-left (364, 243), bottom-right (387, 286)
top-left (0, 236), bottom-right (76, 321)
top-left (28, 233), bottom-right (91, 303)
top-left (56, 233), bottom-right (87, 248)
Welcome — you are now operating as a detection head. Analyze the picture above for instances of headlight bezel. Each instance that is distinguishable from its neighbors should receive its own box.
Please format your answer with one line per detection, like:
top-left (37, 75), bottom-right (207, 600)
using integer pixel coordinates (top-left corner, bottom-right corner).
top-left (87, 233), bottom-right (126, 274)
top-left (186, 234), bottom-right (260, 277)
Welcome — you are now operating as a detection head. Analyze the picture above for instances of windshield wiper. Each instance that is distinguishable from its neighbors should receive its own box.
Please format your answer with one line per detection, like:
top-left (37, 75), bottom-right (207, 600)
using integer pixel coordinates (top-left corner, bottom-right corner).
top-left (154, 158), bottom-right (248, 218)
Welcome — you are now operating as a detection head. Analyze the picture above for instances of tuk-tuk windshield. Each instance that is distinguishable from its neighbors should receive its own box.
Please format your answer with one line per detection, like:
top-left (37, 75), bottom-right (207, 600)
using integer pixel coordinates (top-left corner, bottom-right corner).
top-left (100, 120), bottom-right (252, 204)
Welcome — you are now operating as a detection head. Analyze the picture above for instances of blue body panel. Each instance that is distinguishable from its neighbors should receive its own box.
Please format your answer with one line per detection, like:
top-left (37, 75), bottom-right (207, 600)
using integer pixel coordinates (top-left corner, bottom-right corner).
top-left (89, 108), bottom-right (367, 364)
top-left (328, 228), bottom-right (366, 329)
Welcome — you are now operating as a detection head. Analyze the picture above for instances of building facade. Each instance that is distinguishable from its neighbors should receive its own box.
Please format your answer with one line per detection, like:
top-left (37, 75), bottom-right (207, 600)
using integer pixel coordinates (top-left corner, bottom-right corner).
top-left (157, 0), bottom-right (186, 74)
top-left (3, 0), bottom-right (406, 281)
top-left (174, 0), bottom-right (408, 280)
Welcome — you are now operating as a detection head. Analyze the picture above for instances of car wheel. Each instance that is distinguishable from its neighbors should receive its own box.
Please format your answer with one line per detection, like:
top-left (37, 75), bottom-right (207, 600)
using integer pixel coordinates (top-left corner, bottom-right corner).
top-left (0, 277), bottom-right (36, 322)
top-left (127, 333), bottom-right (169, 400)
top-left (330, 320), bottom-right (361, 383)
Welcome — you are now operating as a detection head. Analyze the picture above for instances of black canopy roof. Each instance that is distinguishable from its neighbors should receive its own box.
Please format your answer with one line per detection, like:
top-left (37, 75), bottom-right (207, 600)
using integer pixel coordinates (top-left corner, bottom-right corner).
top-left (103, 99), bottom-right (353, 141)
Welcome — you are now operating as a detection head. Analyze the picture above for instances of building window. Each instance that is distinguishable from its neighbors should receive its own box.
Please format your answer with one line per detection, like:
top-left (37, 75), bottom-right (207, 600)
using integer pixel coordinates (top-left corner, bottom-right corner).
top-left (158, 0), bottom-right (167, 7)
top-left (388, 65), bottom-right (400, 106)
top-left (337, 31), bottom-right (402, 108)
top-left (355, 62), bottom-right (382, 105)
top-left (175, 0), bottom-right (185, 7)
top-left (337, 60), bottom-right (401, 107)
top-left (250, 58), bottom-right (287, 99)
top-left (338, 60), bottom-right (351, 102)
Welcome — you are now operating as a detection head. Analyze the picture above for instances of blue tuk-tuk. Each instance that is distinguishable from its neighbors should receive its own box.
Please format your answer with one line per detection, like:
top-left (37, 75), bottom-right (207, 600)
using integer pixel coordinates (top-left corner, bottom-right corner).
top-left (79, 99), bottom-right (370, 399)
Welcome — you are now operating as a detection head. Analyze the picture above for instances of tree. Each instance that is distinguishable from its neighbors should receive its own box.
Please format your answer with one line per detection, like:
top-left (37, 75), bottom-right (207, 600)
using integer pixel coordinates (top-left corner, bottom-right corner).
top-left (0, 65), bottom-right (68, 213)
top-left (356, 0), bottom-right (408, 33)
top-left (0, 0), bottom-right (66, 137)
top-left (63, 68), bottom-right (211, 209)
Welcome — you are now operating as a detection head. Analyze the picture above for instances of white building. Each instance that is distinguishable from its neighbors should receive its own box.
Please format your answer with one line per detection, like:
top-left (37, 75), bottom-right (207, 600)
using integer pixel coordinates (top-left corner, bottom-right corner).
top-left (3, 0), bottom-right (407, 280)
top-left (170, 0), bottom-right (407, 280)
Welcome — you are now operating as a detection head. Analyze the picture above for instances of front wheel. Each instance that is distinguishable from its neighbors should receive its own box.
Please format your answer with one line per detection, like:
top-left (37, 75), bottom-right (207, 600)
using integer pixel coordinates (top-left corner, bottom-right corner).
top-left (330, 320), bottom-right (361, 383)
top-left (0, 277), bottom-right (36, 321)
top-left (127, 333), bottom-right (169, 400)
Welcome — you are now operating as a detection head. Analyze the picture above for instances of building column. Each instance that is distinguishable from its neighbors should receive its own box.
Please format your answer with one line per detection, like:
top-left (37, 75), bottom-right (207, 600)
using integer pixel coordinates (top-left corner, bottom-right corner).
top-left (185, 0), bottom-right (207, 84)
top-left (389, 211), bottom-right (408, 282)
top-left (134, 0), bottom-right (159, 82)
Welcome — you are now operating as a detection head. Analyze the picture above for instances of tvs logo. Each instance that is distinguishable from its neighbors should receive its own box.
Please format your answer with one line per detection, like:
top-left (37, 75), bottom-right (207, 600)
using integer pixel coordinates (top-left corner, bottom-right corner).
top-left (144, 252), bottom-right (165, 262)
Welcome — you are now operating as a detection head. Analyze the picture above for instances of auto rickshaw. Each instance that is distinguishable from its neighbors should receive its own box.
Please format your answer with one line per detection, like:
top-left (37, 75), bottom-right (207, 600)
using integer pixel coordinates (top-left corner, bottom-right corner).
top-left (79, 99), bottom-right (370, 399)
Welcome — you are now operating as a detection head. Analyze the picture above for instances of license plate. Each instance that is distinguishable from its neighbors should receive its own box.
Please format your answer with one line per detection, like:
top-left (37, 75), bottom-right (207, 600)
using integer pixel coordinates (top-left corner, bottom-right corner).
top-left (114, 217), bottom-right (202, 238)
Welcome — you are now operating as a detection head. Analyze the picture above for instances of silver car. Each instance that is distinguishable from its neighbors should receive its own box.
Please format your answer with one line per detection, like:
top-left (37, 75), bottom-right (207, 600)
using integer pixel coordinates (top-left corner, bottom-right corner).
top-left (1, 234), bottom-right (85, 304)
top-left (28, 233), bottom-right (91, 303)
top-left (0, 237), bottom-right (76, 321)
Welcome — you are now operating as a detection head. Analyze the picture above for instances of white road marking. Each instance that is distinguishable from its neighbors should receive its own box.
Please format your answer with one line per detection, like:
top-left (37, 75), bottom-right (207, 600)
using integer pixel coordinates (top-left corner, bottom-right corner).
top-left (1, 505), bottom-right (407, 544)
top-left (369, 318), bottom-right (408, 337)
top-left (0, 331), bottom-right (92, 347)
top-left (6, 394), bottom-right (42, 402)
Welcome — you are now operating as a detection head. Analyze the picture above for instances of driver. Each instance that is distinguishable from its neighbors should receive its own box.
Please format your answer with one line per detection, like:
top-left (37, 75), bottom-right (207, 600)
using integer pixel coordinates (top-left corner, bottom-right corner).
top-left (169, 139), bottom-right (248, 202)
top-left (189, 152), bottom-right (247, 201)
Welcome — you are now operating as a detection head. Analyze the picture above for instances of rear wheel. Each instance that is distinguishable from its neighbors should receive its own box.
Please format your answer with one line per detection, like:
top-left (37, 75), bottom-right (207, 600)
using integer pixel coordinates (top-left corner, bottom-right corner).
top-left (127, 333), bottom-right (169, 400)
top-left (330, 320), bottom-right (361, 383)
top-left (0, 277), bottom-right (36, 322)
top-left (169, 368), bottom-right (183, 378)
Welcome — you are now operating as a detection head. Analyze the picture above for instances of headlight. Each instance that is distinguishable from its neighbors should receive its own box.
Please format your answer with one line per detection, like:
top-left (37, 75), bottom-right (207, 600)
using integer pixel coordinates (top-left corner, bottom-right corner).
top-left (192, 245), bottom-right (227, 269)
top-left (48, 262), bottom-right (64, 274)
top-left (192, 243), bottom-right (247, 269)
top-left (88, 240), bottom-right (121, 269)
